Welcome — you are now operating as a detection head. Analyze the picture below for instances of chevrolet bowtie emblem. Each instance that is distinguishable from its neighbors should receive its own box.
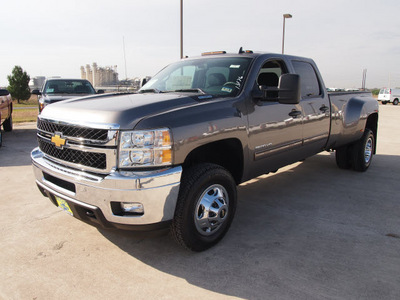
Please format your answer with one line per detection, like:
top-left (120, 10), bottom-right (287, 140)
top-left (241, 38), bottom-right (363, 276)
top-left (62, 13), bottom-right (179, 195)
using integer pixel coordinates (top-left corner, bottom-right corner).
top-left (51, 133), bottom-right (66, 148)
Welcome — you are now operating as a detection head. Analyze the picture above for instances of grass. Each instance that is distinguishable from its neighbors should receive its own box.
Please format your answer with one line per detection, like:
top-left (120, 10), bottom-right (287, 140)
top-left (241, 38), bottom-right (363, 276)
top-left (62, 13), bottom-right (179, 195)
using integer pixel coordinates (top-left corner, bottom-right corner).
top-left (13, 95), bottom-right (38, 107)
top-left (12, 96), bottom-right (39, 123)
top-left (13, 108), bottom-right (38, 123)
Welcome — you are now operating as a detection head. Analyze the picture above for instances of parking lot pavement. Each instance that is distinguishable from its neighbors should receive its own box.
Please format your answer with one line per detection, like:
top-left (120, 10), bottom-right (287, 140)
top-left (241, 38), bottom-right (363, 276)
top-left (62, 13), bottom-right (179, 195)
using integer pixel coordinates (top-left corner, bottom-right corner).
top-left (1, 106), bottom-right (399, 300)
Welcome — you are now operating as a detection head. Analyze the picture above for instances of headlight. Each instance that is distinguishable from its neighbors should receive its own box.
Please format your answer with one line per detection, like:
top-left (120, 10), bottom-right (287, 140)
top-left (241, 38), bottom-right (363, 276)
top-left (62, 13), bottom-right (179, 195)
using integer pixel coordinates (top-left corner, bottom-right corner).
top-left (118, 128), bottom-right (172, 168)
top-left (38, 99), bottom-right (46, 113)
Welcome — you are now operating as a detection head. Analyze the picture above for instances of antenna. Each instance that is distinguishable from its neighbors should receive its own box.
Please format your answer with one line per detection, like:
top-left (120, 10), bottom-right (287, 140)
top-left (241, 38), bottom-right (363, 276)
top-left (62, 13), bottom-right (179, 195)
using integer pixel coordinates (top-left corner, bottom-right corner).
top-left (123, 36), bottom-right (128, 80)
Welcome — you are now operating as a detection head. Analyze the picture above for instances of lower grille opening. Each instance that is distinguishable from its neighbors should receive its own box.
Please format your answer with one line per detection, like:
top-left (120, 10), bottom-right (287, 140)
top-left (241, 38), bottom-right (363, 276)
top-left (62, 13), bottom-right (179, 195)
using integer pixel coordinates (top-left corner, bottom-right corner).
top-left (43, 172), bottom-right (76, 193)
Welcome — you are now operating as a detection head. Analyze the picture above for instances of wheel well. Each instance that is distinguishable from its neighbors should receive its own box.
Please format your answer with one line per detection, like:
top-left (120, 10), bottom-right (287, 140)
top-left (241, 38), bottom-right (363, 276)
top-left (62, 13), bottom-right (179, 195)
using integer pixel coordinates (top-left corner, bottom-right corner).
top-left (183, 139), bottom-right (244, 184)
top-left (366, 113), bottom-right (378, 154)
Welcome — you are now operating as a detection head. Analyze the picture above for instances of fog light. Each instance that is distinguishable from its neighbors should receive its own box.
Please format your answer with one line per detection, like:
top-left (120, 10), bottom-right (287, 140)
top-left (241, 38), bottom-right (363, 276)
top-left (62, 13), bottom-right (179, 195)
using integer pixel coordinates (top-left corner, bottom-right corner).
top-left (121, 202), bottom-right (144, 215)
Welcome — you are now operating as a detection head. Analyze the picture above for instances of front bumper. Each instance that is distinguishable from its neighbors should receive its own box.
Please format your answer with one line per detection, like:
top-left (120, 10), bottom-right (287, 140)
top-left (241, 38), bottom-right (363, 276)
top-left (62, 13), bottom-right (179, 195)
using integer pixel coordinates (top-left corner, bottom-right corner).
top-left (31, 147), bottom-right (182, 230)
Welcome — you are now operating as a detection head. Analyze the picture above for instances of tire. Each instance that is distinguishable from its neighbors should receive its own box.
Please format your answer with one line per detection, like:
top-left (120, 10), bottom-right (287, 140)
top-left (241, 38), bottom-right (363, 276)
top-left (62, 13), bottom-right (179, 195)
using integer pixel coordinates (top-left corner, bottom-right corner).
top-left (393, 99), bottom-right (399, 106)
top-left (171, 163), bottom-right (237, 251)
top-left (381, 101), bottom-right (387, 105)
top-left (3, 114), bottom-right (12, 132)
top-left (352, 129), bottom-right (374, 172)
top-left (335, 145), bottom-right (352, 169)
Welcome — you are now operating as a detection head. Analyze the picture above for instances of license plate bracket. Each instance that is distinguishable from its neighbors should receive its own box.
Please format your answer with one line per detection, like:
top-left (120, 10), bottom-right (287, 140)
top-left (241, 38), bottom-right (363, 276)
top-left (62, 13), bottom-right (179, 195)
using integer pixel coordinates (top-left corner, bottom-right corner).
top-left (55, 196), bottom-right (73, 216)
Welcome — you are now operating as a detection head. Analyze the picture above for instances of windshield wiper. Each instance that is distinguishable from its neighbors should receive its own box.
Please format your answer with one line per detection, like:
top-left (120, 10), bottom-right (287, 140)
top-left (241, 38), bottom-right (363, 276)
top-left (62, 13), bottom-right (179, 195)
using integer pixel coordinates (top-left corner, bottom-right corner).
top-left (139, 88), bottom-right (162, 94)
top-left (173, 88), bottom-right (206, 94)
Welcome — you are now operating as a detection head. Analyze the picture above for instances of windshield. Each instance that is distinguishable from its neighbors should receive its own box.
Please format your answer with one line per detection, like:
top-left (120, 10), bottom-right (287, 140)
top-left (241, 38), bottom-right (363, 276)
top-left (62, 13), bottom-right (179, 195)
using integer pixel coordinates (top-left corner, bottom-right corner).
top-left (44, 80), bottom-right (96, 95)
top-left (140, 56), bottom-right (252, 97)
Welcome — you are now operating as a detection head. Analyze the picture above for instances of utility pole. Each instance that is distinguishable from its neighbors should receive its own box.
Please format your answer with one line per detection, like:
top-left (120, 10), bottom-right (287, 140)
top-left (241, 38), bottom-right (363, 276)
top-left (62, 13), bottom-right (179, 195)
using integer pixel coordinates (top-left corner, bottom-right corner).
top-left (282, 14), bottom-right (292, 54)
top-left (362, 69), bottom-right (367, 90)
top-left (123, 36), bottom-right (128, 80)
top-left (180, 0), bottom-right (183, 59)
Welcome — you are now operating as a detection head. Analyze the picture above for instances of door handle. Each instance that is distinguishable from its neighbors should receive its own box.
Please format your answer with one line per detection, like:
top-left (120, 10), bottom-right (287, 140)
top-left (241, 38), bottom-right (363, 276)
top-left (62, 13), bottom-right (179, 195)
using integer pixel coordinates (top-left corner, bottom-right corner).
top-left (320, 105), bottom-right (329, 113)
top-left (288, 110), bottom-right (302, 118)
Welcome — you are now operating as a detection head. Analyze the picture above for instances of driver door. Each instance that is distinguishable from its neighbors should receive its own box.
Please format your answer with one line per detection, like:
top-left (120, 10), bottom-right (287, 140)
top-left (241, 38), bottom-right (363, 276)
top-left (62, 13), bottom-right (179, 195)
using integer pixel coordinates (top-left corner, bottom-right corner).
top-left (247, 59), bottom-right (304, 176)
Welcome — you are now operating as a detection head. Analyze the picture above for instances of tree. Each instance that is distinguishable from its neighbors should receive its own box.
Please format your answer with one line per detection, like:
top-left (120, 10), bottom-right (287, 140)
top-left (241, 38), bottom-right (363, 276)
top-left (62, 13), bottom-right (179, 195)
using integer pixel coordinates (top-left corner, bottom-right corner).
top-left (371, 88), bottom-right (380, 96)
top-left (7, 66), bottom-right (31, 104)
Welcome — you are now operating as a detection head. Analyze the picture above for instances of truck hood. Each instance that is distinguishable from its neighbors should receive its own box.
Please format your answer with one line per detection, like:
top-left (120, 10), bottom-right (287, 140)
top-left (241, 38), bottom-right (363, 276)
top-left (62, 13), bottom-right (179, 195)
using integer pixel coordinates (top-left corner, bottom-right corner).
top-left (42, 93), bottom-right (92, 103)
top-left (39, 93), bottom-right (199, 129)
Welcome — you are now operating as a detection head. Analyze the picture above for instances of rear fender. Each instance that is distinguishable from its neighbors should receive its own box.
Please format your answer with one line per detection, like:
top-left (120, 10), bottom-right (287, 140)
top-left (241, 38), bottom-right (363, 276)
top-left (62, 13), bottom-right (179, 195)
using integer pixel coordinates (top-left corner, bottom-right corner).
top-left (342, 96), bottom-right (379, 146)
top-left (328, 93), bottom-right (378, 149)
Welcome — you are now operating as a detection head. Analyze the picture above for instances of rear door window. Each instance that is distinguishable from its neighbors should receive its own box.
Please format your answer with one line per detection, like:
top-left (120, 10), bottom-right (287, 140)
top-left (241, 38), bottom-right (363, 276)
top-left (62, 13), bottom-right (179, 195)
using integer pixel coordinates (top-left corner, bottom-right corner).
top-left (292, 61), bottom-right (321, 99)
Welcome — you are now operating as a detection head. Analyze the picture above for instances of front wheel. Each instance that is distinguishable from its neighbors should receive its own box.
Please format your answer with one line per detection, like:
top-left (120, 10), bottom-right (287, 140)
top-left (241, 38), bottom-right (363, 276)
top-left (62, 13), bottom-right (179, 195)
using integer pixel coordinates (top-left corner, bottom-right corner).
top-left (171, 163), bottom-right (237, 251)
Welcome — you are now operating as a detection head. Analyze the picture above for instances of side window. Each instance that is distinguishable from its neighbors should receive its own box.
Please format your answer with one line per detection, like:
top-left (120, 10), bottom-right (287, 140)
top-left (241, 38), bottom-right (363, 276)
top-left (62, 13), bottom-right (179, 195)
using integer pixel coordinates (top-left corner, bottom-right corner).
top-left (256, 60), bottom-right (287, 89)
top-left (292, 61), bottom-right (321, 98)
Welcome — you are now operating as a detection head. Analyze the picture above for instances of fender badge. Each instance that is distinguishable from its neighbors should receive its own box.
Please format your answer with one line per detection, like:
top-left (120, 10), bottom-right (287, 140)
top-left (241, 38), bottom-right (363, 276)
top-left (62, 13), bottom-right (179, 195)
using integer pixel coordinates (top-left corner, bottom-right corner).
top-left (51, 132), bottom-right (66, 149)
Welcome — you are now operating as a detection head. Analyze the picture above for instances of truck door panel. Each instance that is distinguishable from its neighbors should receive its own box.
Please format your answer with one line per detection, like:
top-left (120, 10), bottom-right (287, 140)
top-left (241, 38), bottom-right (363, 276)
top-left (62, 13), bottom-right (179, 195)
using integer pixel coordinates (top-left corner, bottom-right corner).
top-left (247, 59), bottom-right (304, 176)
top-left (292, 60), bottom-right (330, 153)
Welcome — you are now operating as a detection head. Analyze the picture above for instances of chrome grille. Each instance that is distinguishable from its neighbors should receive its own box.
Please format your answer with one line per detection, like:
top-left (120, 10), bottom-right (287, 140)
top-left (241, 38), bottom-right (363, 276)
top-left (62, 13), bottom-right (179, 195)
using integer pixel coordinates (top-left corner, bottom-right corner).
top-left (38, 139), bottom-right (107, 169)
top-left (37, 118), bottom-right (108, 141)
top-left (36, 117), bottom-right (119, 173)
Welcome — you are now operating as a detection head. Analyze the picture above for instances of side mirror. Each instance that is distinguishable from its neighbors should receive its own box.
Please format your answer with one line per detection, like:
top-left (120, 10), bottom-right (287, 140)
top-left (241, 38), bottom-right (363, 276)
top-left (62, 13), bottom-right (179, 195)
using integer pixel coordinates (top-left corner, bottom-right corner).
top-left (0, 89), bottom-right (10, 96)
top-left (278, 74), bottom-right (301, 105)
top-left (31, 89), bottom-right (42, 96)
top-left (253, 74), bottom-right (301, 105)
top-left (97, 90), bottom-right (105, 94)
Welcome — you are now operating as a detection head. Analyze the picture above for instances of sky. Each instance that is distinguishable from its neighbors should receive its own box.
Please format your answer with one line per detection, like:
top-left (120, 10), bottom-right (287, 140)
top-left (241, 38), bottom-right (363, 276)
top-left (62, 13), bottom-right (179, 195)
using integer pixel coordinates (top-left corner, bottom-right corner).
top-left (1, 0), bottom-right (400, 89)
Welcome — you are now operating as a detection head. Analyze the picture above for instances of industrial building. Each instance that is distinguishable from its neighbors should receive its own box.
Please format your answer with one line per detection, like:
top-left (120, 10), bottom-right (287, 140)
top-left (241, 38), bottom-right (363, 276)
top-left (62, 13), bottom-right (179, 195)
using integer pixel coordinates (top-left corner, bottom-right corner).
top-left (81, 63), bottom-right (119, 87)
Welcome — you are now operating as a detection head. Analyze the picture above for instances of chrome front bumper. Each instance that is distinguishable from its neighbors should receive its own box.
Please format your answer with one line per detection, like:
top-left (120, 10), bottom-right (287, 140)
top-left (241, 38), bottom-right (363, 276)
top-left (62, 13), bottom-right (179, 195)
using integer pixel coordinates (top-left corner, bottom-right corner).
top-left (31, 147), bottom-right (182, 227)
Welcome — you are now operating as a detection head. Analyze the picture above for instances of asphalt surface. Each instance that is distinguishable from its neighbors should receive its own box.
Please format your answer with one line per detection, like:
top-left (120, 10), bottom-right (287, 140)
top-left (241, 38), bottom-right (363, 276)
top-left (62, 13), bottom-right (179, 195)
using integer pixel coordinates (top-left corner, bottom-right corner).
top-left (1, 105), bottom-right (399, 300)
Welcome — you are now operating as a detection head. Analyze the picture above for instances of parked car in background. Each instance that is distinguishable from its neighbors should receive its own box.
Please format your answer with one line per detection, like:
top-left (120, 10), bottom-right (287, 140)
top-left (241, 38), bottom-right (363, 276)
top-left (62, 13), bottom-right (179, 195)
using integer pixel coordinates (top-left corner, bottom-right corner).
top-left (0, 89), bottom-right (13, 147)
top-left (31, 78), bottom-right (104, 113)
top-left (378, 88), bottom-right (400, 105)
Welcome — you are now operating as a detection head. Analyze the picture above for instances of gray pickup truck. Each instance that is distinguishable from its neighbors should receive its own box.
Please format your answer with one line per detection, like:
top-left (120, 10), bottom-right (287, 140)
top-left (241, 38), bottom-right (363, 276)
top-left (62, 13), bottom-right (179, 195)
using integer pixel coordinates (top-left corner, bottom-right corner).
top-left (31, 78), bottom-right (103, 113)
top-left (31, 50), bottom-right (379, 251)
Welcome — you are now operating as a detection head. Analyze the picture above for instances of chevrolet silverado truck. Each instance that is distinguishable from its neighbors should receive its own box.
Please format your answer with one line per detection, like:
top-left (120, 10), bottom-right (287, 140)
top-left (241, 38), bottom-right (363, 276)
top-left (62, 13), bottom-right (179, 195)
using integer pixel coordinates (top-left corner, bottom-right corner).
top-left (31, 78), bottom-right (104, 113)
top-left (0, 89), bottom-right (13, 147)
top-left (31, 50), bottom-right (379, 251)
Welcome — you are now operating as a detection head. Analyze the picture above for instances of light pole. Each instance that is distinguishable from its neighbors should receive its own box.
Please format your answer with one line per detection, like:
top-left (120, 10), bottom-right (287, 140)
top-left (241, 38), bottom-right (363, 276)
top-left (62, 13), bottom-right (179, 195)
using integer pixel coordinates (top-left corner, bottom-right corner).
top-left (282, 14), bottom-right (292, 54)
top-left (180, 0), bottom-right (183, 59)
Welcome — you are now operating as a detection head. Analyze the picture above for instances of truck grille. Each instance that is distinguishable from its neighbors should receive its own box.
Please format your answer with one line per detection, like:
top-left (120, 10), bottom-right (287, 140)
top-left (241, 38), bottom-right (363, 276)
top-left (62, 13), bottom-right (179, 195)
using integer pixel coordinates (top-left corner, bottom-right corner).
top-left (37, 118), bottom-right (108, 141)
top-left (36, 117), bottom-right (118, 173)
top-left (38, 139), bottom-right (107, 169)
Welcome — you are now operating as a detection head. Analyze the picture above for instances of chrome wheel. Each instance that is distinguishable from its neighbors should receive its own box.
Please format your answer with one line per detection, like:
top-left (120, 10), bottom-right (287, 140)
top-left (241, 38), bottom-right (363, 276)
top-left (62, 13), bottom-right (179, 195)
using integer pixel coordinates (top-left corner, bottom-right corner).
top-left (364, 137), bottom-right (373, 164)
top-left (194, 184), bottom-right (229, 236)
top-left (171, 163), bottom-right (237, 251)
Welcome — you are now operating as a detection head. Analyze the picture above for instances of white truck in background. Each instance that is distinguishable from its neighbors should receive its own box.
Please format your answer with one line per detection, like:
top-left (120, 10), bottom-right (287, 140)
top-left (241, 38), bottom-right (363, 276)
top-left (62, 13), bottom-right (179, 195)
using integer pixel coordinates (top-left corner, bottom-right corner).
top-left (378, 88), bottom-right (400, 105)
